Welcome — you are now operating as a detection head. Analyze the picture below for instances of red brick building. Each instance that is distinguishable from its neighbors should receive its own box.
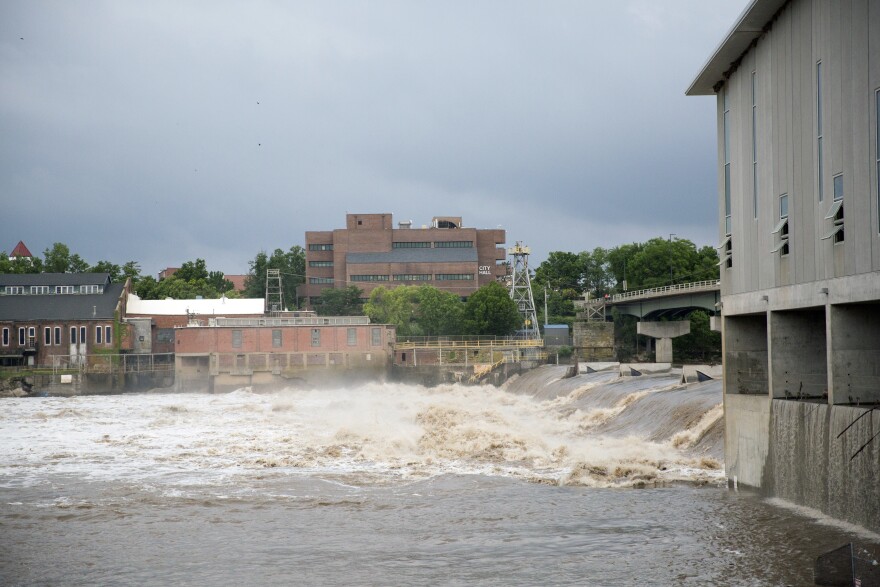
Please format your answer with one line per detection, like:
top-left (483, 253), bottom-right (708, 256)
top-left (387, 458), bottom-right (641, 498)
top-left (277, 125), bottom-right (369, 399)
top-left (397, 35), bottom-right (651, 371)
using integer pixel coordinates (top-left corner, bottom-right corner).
top-left (299, 214), bottom-right (507, 304)
top-left (174, 317), bottom-right (395, 392)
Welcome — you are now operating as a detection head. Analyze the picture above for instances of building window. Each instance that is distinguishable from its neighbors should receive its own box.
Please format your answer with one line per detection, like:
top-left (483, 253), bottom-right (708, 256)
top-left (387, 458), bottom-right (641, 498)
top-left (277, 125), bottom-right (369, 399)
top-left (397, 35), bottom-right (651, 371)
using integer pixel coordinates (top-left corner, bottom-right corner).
top-left (435, 274), bottom-right (474, 280)
top-left (347, 328), bottom-right (357, 346)
top-left (2, 327), bottom-right (8, 346)
top-left (311, 328), bottom-right (320, 347)
top-left (371, 327), bottom-right (381, 346)
top-left (393, 274), bottom-right (431, 281)
top-left (70, 327), bottom-right (77, 345)
top-left (751, 70), bottom-right (758, 218)
top-left (723, 87), bottom-right (732, 235)
top-left (44, 327), bottom-right (51, 345)
top-left (96, 326), bottom-right (102, 344)
top-left (434, 241), bottom-right (473, 248)
top-left (272, 329), bottom-right (282, 348)
top-left (80, 326), bottom-right (86, 346)
top-left (309, 261), bottom-right (334, 267)
top-left (105, 326), bottom-right (112, 345)
top-left (28, 327), bottom-right (35, 341)
top-left (392, 241), bottom-right (431, 248)
top-left (817, 61), bottom-right (824, 202)
top-left (55, 286), bottom-right (75, 294)
top-left (30, 286), bottom-right (49, 295)
top-left (232, 330), bottom-right (242, 348)
top-left (308, 244), bottom-right (333, 251)
top-left (309, 277), bottom-right (334, 284)
top-left (54, 327), bottom-right (61, 345)
top-left (823, 174), bottom-right (845, 244)
top-left (18, 327), bottom-right (25, 345)
top-left (80, 285), bottom-right (103, 294)
top-left (5, 286), bottom-right (24, 295)
top-left (772, 194), bottom-right (790, 256)
top-left (350, 275), bottom-right (389, 282)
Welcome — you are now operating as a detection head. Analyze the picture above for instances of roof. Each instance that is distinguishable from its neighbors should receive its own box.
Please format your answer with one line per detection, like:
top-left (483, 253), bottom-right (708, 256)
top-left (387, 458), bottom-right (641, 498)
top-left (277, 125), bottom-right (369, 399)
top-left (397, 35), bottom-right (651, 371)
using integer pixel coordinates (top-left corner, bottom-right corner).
top-left (686, 0), bottom-right (789, 96)
top-left (125, 293), bottom-right (265, 316)
top-left (10, 241), bottom-right (32, 257)
top-left (0, 273), bottom-right (111, 287)
top-left (0, 283), bottom-right (125, 321)
top-left (347, 248), bottom-right (478, 264)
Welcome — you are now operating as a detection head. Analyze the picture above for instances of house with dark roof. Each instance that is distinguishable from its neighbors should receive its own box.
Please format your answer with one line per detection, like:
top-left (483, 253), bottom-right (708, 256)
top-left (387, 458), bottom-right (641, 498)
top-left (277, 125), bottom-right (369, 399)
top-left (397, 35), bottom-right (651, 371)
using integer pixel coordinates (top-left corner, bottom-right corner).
top-left (0, 273), bottom-right (129, 367)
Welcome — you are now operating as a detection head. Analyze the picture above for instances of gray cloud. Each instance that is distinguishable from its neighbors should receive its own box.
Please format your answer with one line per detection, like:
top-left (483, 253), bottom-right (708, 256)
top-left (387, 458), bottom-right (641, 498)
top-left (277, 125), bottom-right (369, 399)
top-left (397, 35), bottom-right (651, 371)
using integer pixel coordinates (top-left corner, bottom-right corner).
top-left (1, 0), bottom-right (748, 275)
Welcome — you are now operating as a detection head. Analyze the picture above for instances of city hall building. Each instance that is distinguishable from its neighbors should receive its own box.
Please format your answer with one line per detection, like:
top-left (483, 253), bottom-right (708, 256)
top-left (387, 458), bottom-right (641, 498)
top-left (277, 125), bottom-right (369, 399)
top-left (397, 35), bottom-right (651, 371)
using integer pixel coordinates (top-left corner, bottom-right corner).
top-left (299, 213), bottom-right (507, 304)
top-left (688, 0), bottom-right (880, 531)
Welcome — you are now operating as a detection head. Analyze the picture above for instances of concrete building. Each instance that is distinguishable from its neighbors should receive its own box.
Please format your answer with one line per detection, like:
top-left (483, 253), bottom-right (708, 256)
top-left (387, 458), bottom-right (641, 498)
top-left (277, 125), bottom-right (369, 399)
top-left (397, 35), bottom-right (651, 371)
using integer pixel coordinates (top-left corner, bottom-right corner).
top-left (299, 213), bottom-right (507, 304)
top-left (688, 0), bottom-right (880, 531)
top-left (174, 316), bottom-right (395, 392)
top-left (0, 273), bottom-right (128, 366)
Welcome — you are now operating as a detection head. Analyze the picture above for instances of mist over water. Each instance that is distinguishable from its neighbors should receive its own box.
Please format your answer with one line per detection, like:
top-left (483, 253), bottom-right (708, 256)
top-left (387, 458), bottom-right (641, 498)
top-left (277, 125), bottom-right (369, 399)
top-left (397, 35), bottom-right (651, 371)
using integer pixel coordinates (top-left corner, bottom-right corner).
top-left (1, 366), bottom-right (877, 585)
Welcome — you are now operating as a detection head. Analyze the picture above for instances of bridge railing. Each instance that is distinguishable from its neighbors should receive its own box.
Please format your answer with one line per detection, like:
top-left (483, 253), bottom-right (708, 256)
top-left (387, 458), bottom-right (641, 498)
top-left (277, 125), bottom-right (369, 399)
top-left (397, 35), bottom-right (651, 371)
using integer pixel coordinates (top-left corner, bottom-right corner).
top-left (575, 280), bottom-right (721, 307)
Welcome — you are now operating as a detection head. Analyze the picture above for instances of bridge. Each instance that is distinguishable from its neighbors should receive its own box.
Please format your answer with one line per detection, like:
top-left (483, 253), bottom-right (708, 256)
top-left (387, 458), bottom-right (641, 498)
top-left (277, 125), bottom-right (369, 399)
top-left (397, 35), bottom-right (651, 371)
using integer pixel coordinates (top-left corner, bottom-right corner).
top-left (573, 280), bottom-right (721, 363)
top-left (575, 279), bottom-right (721, 320)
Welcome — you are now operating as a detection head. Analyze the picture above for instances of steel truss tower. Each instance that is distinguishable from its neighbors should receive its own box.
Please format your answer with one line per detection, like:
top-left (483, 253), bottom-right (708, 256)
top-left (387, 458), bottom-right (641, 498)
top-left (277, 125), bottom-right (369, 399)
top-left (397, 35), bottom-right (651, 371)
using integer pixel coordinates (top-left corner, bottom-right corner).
top-left (508, 242), bottom-right (540, 339)
top-left (265, 269), bottom-right (283, 315)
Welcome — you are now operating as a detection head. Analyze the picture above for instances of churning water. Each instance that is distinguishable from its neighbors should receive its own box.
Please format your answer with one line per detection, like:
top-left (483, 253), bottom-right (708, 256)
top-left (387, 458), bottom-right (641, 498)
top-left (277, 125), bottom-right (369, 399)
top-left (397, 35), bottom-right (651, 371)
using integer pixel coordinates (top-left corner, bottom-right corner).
top-left (1, 366), bottom-right (877, 585)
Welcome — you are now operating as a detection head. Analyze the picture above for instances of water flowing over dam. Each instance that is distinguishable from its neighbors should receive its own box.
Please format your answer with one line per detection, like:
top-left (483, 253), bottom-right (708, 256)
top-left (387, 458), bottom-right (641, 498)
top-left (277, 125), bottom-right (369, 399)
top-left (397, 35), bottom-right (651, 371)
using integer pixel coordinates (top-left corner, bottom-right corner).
top-left (1, 367), bottom-right (876, 585)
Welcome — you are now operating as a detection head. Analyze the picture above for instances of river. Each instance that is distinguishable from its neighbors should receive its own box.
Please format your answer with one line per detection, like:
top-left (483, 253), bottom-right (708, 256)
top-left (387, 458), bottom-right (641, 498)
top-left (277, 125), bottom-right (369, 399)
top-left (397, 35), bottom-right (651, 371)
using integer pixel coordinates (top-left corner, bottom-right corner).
top-left (1, 366), bottom-right (877, 585)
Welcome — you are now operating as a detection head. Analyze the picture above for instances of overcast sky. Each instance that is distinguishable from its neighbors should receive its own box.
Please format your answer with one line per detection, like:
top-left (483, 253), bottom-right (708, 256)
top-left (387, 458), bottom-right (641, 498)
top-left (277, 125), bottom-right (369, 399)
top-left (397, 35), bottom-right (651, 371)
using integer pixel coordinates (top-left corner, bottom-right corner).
top-left (2, 1), bottom-right (750, 277)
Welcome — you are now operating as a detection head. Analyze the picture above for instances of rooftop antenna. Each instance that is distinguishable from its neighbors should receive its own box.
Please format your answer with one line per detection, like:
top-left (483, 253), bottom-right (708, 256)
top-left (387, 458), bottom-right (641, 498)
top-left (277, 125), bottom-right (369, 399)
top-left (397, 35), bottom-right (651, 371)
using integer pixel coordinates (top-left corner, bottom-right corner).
top-left (265, 269), bottom-right (283, 316)
top-left (508, 242), bottom-right (540, 340)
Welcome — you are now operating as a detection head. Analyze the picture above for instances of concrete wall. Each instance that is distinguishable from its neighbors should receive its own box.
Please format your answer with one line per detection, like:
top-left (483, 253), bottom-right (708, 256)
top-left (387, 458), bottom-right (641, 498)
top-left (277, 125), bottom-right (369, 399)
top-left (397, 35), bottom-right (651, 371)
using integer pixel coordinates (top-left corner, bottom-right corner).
top-left (572, 321), bottom-right (615, 361)
top-left (829, 303), bottom-right (880, 405)
top-left (723, 314), bottom-right (768, 395)
top-left (769, 308), bottom-right (827, 399)
top-left (724, 393), bottom-right (771, 489)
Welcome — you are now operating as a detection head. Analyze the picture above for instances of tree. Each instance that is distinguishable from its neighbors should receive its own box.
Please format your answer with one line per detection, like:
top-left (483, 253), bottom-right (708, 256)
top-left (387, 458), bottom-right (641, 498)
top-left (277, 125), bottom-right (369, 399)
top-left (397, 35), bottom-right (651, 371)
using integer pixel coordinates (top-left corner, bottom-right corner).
top-left (0, 253), bottom-right (42, 274)
top-left (91, 260), bottom-right (122, 281)
top-left (415, 286), bottom-right (464, 335)
top-left (623, 237), bottom-right (719, 290)
top-left (672, 311), bottom-right (722, 362)
top-left (463, 282), bottom-right (521, 336)
top-left (316, 285), bottom-right (363, 316)
top-left (244, 246), bottom-right (305, 308)
top-left (43, 243), bottom-right (73, 273)
top-left (207, 270), bottom-right (234, 294)
top-left (175, 259), bottom-right (209, 282)
top-left (364, 286), bottom-right (421, 335)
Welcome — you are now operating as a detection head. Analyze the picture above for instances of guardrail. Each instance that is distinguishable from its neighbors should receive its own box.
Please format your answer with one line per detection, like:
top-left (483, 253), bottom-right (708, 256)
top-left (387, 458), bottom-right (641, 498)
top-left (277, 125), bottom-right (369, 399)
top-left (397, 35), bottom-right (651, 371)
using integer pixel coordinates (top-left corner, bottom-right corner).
top-left (576, 280), bottom-right (720, 307)
top-left (395, 337), bottom-right (543, 349)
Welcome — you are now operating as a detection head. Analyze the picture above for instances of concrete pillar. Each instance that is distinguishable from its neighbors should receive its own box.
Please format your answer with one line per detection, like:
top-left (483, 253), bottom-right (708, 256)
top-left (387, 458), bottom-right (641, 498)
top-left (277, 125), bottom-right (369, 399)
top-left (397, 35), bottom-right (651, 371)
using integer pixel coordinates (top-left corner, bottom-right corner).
top-left (636, 321), bottom-right (690, 363)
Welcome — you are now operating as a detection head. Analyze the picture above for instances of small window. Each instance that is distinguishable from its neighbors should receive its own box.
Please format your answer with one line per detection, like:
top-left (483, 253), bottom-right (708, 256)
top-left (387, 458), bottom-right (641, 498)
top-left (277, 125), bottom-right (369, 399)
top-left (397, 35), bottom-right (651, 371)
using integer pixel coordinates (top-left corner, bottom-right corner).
top-left (779, 194), bottom-right (789, 218)
top-left (70, 327), bottom-right (77, 345)
top-left (54, 327), bottom-right (61, 346)
top-left (80, 326), bottom-right (86, 346)
top-left (2, 327), bottom-right (9, 346)
top-left (832, 174), bottom-right (843, 202)
top-left (311, 328), bottom-right (321, 347)
top-left (28, 327), bottom-right (35, 340)
top-left (96, 326), bottom-right (102, 344)
top-left (371, 327), bottom-right (381, 346)
top-left (18, 327), bottom-right (25, 345)
top-left (44, 327), bottom-right (51, 345)
top-left (272, 329), bottom-right (282, 348)
top-left (347, 328), bottom-right (357, 346)
top-left (105, 326), bottom-right (112, 345)
top-left (232, 330), bottom-right (242, 348)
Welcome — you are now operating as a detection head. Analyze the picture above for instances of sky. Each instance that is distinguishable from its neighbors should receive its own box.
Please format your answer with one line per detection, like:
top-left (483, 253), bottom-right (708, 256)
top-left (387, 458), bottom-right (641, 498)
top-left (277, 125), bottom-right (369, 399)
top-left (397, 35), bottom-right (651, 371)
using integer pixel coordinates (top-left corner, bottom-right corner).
top-left (1, 0), bottom-right (751, 277)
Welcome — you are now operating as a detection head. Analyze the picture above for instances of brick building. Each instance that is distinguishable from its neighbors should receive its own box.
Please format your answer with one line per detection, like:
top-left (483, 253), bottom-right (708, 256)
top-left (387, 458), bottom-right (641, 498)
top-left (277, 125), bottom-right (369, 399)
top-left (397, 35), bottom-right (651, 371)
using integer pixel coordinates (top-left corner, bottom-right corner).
top-left (0, 273), bottom-right (128, 366)
top-left (174, 316), bottom-right (395, 392)
top-left (299, 213), bottom-right (507, 304)
top-left (124, 293), bottom-right (265, 354)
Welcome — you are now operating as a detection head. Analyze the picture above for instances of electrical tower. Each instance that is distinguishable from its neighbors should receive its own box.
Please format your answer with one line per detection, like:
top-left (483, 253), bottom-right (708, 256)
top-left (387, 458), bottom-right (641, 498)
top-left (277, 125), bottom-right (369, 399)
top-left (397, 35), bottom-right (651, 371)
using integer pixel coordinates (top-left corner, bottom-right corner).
top-left (265, 269), bottom-right (283, 315)
top-left (508, 242), bottom-right (540, 339)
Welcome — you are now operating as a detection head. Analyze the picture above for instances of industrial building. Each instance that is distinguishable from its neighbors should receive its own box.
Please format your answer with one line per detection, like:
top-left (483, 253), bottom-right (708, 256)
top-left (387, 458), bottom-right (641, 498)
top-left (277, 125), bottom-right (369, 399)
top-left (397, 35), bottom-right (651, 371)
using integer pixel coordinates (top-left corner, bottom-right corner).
top-left (299, 213), bottom-right (507, 304)
top-left (688, 0), bottom-right (880, 531)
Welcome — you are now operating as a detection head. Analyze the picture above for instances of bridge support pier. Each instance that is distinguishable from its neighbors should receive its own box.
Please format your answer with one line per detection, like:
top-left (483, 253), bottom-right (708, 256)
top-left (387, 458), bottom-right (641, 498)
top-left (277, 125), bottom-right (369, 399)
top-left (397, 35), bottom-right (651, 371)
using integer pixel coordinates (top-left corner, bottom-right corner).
top-left (637, 321), bottom-right (690, 363)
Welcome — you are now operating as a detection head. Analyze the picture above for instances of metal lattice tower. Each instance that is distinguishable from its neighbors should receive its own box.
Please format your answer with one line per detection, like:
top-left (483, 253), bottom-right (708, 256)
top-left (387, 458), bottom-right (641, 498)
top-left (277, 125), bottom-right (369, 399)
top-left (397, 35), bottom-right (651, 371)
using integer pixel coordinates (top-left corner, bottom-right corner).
top-left (508, 242), bottom-right (540, 339)
top-left (265, 269), bottom-right (283, 315)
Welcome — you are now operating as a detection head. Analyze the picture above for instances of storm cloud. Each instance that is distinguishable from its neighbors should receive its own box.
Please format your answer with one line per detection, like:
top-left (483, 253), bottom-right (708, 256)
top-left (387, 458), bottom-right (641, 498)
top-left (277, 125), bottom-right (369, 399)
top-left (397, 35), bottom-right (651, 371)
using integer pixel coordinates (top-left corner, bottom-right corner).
top-left (1, 1), bottom-right (748, 275)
